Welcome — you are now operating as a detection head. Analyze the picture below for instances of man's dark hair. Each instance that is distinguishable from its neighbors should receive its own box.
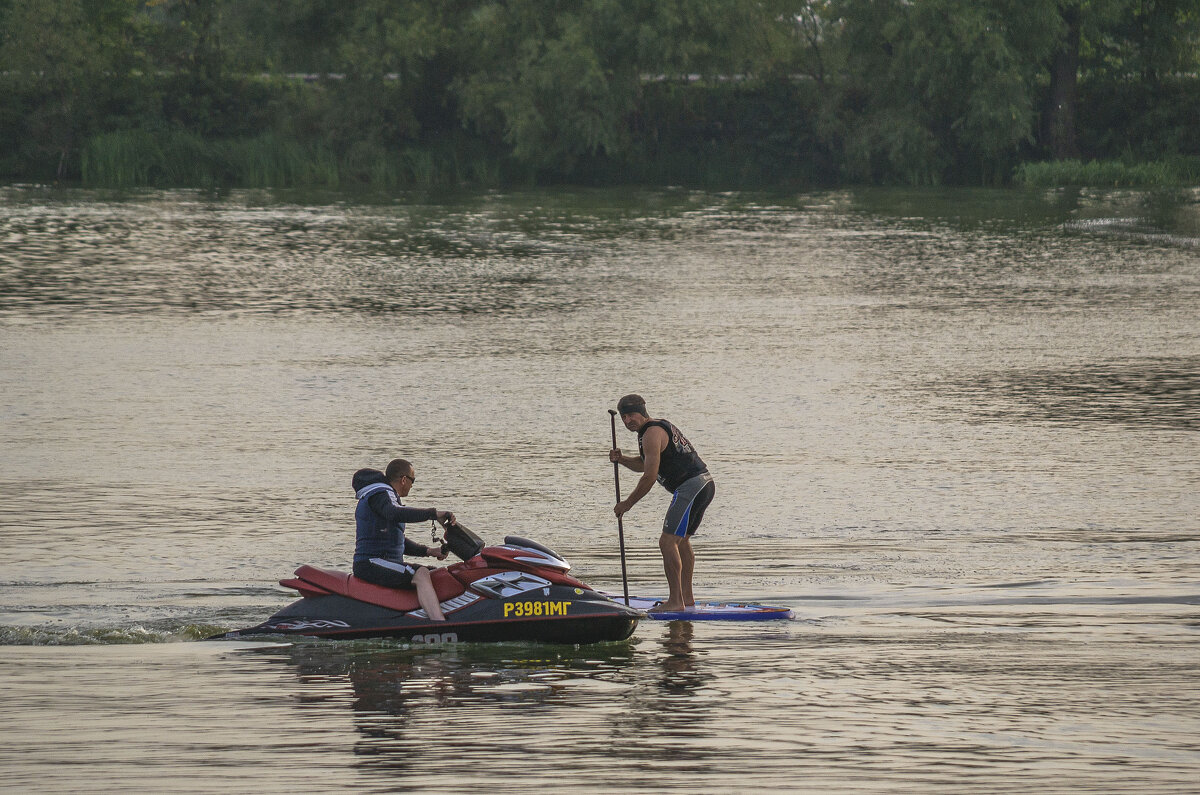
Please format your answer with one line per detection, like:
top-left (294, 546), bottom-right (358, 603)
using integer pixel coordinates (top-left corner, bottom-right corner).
top-left (617, 393), bottom-right (648, 416)
top-left (385, 458), bottom-right (413, 481)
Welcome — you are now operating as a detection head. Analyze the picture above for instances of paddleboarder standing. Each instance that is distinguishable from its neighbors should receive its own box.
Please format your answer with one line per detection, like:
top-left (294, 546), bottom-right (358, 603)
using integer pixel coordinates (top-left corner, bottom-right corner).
top-left (609, 394), bottom-right (715, 613)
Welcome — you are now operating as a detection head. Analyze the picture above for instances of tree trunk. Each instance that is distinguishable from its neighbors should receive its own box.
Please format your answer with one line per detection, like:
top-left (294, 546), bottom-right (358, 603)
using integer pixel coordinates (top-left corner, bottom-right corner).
top-left (1045, 5), bottom-right (1081, 160)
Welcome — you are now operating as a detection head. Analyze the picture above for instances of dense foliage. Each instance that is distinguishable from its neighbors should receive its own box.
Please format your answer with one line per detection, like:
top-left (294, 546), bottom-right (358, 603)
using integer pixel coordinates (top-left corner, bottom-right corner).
top-left (1, 0), bottom-right (1197, 187)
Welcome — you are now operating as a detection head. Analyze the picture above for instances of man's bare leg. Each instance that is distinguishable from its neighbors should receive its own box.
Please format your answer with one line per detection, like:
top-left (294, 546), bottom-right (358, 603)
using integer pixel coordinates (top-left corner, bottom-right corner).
top-left (413, 567), bottom-right (445, 621)
top-left (679, 536), bottom-right (695, 607)
top-left (656, 533), bottom-right (686, 611)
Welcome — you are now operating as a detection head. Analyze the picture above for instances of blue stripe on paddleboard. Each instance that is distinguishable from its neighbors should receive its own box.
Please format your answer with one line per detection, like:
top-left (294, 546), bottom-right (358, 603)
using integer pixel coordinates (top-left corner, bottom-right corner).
top-left (645, 608), bottom-right (794, 621)
top-left (604, 594), bottom-right (794, 621)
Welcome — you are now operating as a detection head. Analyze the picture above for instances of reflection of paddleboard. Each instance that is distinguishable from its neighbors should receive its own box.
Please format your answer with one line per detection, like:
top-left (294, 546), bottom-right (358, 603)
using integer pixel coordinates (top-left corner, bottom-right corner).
top-left (607, 595), bottom-right (794, 621)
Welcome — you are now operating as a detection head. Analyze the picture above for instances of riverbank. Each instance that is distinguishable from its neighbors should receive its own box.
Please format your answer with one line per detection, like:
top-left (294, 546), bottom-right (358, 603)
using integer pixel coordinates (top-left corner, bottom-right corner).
top-left (70, 128), bottom-right (1200, 192)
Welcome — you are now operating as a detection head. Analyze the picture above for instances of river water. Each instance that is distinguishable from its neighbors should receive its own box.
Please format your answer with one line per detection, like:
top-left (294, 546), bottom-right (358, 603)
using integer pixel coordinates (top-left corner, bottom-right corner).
top-left (0, 185), bottom-right (1197, 793)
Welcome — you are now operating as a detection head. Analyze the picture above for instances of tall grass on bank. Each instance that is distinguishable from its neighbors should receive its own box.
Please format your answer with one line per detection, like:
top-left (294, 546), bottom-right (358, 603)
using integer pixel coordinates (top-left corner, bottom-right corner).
top-left (1014, 157), bottom-right (1200, 188)
top-left (83, 129), bottom-right (344, 188)
top-left (82, 129), bottom-right (228, 187)
top-left (81, 129), bottom-right (505, 189)
top-left (225, 133), bottom-right (340, 188)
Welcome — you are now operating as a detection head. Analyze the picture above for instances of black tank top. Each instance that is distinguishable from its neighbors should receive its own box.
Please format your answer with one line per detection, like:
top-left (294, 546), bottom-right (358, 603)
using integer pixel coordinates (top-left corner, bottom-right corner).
top-left (638, 419), bottom-right (708, 492)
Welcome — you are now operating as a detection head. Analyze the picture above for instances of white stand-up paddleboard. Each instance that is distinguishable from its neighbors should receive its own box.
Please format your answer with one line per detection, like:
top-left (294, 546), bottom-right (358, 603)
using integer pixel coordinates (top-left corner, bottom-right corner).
top-left (607, 594), bottom-right (794, 621)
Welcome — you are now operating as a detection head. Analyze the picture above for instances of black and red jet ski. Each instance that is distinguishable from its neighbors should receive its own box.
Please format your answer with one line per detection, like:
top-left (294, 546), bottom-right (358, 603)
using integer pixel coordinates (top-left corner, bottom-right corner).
top-left (213, 522), bottom-right (641, 645)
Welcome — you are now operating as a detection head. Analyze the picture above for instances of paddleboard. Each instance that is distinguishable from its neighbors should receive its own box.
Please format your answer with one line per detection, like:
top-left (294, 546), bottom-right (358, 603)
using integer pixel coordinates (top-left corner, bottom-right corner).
top-left (606, 594), bottom-right (794, 621)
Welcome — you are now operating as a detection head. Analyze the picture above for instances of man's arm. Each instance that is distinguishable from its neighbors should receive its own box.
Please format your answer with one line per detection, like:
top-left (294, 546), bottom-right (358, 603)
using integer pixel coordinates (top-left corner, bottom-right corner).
top-left (368, 491), bottom-right (438, 525)
top-left (404, 537), bottom-right (441, 558)
top-left (610, 449), bottom-right (645, 472)
top-left (615, 425), bottom-right (666, 517)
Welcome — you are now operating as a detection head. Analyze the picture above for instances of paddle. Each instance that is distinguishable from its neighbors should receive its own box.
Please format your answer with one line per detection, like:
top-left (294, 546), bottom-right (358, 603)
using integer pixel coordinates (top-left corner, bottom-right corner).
top-left (608, 409), bottom-right (631, 606)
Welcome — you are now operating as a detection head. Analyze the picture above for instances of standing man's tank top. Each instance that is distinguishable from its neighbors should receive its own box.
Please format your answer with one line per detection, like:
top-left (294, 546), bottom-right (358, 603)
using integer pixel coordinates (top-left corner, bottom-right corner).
top-left (637, 419), bottom-right (708, 492)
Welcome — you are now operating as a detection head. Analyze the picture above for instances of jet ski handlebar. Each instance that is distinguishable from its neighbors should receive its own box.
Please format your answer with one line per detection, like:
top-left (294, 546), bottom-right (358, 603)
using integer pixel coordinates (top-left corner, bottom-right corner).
top-left (434, 518), bottom-right (487, 560)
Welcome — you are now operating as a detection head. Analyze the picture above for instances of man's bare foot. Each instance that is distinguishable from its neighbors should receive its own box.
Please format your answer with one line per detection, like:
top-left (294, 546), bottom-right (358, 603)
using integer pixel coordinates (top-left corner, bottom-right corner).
top-left (649, 602), bottom-right (686, 613)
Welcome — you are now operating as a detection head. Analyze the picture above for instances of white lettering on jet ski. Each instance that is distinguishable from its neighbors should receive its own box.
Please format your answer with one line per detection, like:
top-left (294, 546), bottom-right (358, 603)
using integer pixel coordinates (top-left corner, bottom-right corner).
top-left (412, 632), bottom-right (459, 644)
top-left (269, 619), bottom-right (351, 631)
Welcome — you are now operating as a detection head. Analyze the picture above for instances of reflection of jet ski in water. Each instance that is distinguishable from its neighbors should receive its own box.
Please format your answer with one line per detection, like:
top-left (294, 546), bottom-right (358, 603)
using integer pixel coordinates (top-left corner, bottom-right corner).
top-left (213, 522), bottom-right (641, 644)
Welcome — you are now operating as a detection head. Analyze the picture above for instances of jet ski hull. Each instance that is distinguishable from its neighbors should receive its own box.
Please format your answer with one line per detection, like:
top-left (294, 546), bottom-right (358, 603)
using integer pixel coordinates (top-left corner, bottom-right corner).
top-left (213, 533), bottom-right (643, 645)
top-left (222, 588), bottom-right (639, 644)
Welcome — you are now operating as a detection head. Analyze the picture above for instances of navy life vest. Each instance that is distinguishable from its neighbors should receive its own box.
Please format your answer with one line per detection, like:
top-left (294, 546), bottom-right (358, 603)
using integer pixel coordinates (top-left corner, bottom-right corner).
top-left (352, 468), bottom-right (406, 563)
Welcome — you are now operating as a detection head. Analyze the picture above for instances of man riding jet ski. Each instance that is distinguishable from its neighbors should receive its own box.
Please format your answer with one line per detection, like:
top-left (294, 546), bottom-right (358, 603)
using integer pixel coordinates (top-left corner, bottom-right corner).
top-left (212, 458), bottom-right (640, 644)
top-left (213, 520), bottom-right (642, 644)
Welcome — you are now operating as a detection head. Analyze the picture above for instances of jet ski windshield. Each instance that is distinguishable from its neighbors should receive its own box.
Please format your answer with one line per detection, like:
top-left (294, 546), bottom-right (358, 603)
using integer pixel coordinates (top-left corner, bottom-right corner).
top-left (504, 536), bottom-right (570, 569)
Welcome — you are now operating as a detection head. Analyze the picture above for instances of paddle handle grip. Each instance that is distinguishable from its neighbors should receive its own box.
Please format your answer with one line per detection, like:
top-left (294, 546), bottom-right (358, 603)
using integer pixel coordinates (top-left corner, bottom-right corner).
top-left (608, 409), bottom-right (622, 499)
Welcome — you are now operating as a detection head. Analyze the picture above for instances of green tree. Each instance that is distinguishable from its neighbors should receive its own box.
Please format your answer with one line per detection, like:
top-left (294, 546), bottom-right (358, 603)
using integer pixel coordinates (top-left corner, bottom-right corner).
top-left (1039, 0), bottom-right (1200, 160)
top-left (453, 0), bottom-right (774, 176)
top-left (1107, 0), bottom-right (1200, 83)
top-left (455, 3), bottom-right (626, 173)
top-left (826, 0), bottom-right (1063, 182)
top-left (0, 0), bottom-right (140, 178)
top-left (331, 1), bottom-right (455, 143)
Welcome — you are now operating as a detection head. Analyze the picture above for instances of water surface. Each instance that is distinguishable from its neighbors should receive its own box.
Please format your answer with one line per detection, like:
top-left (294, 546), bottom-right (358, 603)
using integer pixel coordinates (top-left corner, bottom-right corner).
top-left (1, 185), bottom-right (1197, 792)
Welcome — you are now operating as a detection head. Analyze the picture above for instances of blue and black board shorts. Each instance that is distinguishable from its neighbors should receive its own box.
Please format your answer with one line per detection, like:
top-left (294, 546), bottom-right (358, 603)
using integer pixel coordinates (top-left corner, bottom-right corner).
top-left (663, 472), bottom-right (715, 538)
top-left (353, 558), bottom-right (425, 588)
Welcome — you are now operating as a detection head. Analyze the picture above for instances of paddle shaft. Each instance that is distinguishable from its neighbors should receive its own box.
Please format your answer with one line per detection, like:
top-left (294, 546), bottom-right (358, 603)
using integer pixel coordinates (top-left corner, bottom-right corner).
top-left (608, 409), bottom-right (631, 605)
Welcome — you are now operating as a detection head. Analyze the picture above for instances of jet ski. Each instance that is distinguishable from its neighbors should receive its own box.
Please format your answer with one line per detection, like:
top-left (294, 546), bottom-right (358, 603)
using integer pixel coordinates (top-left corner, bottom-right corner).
top-left (212, 521), bottom-right (641, 645)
